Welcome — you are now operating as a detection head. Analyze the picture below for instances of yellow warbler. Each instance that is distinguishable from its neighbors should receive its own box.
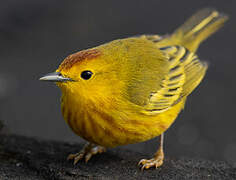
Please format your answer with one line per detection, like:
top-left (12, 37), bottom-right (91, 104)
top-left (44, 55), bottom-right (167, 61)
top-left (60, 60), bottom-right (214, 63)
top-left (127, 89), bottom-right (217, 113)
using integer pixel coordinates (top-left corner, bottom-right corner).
top-left (40, 8), bottom-right (228, 170)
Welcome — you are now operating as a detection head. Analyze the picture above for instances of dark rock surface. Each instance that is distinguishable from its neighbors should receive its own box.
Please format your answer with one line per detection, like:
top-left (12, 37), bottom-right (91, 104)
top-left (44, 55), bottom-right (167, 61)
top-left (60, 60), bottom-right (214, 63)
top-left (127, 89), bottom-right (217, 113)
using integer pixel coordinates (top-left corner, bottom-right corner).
top-left (0, 135), bottom-right (235, 180)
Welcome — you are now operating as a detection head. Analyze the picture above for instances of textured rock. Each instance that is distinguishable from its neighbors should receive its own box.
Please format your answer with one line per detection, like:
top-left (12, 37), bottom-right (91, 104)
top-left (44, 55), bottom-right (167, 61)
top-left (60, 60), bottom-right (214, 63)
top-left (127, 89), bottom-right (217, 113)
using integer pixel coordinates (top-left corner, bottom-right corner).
top-left (0, 135), bottom-right (235, 180)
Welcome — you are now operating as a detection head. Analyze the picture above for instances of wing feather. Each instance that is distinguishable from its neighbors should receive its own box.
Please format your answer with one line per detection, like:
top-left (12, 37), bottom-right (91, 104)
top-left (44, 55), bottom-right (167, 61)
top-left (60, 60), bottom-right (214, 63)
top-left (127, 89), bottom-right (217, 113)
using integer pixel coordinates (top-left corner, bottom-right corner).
top-left (143, 45), bottom-right (207, 115)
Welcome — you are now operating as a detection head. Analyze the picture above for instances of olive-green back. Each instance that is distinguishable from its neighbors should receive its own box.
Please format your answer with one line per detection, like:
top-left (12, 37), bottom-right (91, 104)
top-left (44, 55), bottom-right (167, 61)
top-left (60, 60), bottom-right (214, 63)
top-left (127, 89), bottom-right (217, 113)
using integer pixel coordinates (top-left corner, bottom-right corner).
top-left (98, 9), bottom-right (227, 114)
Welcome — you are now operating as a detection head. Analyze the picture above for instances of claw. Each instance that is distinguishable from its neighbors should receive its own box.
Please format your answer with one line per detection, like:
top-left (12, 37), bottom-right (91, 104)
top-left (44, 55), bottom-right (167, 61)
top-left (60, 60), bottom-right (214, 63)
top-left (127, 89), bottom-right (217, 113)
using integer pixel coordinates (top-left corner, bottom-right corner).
top-left (73, 153), bottom-right (84, 165)
top-left (138, 159), bottom-right (146, 166)
top-left (138, 157), bottom-right (164, 170)
top-left (141, 163), bottom-right (150, 171)
top-left (85, 153), bottom-right (92, 163)
top-left (67, 143), bottom-right (106, 165)
top-left (67, 153), bottom-right (75, 161)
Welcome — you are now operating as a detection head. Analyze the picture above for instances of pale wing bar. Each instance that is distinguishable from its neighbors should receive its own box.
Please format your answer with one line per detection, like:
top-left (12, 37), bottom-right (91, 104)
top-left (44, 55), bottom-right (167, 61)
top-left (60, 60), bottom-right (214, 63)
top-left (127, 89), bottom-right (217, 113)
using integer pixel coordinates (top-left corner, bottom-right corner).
top-left (143, 45), bottom-right (202, 115)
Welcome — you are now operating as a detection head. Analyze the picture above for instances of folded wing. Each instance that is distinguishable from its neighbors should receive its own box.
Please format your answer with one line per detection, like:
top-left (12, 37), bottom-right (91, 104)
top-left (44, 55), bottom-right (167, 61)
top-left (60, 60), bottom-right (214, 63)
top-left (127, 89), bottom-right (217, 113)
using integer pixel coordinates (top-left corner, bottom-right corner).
top-left (143, 45), bottom-right (207, 115)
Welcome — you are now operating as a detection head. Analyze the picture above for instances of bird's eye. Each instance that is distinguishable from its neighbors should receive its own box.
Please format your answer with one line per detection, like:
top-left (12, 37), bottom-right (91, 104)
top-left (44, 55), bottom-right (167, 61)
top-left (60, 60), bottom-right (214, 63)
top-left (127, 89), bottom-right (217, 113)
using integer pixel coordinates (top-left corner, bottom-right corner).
top-left (80, 70), bottom-right (93, 80)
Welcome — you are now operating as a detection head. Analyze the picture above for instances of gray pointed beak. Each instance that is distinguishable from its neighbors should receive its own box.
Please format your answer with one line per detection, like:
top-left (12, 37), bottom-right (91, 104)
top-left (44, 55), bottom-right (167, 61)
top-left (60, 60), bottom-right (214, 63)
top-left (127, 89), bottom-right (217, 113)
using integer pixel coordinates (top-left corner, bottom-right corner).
top-left (39, 72), bottom-right (73, 82)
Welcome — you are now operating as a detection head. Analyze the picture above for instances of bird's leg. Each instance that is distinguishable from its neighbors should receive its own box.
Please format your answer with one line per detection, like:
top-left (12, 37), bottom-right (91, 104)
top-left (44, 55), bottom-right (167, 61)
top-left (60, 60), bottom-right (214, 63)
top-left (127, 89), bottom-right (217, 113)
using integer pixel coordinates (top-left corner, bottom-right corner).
top-left (67, 142), bottom-right (106, 165)
top-left (138, 133), bottom-right (164, 170)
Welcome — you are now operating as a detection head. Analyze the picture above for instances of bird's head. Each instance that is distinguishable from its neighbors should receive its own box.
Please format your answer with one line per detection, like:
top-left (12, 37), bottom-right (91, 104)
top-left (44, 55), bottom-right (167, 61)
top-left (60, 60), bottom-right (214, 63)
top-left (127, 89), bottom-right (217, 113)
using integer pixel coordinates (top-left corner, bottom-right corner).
top-left (39, 47), bottom-right (126, 104)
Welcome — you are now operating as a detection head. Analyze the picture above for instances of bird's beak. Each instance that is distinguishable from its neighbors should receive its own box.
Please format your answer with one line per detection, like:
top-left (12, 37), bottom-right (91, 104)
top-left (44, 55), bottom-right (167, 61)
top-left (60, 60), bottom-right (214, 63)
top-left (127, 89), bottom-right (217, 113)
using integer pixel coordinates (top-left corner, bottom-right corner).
top-left (39, 72), bottom-right (73, 82)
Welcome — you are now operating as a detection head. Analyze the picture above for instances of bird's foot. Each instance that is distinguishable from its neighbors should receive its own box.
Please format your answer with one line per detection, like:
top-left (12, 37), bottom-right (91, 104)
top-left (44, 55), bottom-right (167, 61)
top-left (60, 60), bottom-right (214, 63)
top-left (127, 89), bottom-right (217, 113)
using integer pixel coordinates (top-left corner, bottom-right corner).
top-left (138, 150), bottom-right (164, 170)
top-left (67, 143), bottom-right (106, 165)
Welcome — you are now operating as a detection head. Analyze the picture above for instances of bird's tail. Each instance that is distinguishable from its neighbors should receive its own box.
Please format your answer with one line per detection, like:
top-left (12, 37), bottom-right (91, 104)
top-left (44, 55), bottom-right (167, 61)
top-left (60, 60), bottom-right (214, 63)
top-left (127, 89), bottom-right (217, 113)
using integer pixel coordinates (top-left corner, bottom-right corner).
top-left (170, 8), bottom-right (228, 52)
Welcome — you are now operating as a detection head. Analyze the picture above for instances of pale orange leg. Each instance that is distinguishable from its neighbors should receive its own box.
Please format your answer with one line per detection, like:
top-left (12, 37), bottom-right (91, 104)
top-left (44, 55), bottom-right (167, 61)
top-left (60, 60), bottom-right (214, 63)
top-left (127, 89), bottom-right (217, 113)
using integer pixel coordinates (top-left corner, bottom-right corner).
top-left (138, 133), bottom-right (164, 170)
top-left (67, 142), bottom-right (106, 164)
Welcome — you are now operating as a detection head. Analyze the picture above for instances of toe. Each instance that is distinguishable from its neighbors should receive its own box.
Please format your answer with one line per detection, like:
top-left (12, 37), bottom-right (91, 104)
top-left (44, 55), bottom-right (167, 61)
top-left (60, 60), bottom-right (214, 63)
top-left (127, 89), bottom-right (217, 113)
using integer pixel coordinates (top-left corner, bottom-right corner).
top-left (73, 153), bottom-right (84, 165)
top-left (138, 158), bottom-right (163, 170)
top-left (67, 153), bottom-right (79, 160)
top-left (141, 162), bottom-right (153, 171)
top-left (155, 160), bottom-right (163, 168)
top-left (138, 159), bottom-right (147, 166)
top-left (85, 153), bottom-right (92, 163)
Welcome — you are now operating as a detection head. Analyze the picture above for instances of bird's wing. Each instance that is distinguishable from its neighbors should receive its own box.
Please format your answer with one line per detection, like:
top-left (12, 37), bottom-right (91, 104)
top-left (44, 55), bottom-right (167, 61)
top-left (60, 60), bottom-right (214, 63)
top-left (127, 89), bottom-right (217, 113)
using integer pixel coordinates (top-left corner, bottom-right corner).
top-left (142, 45), bottom-right (207, 115)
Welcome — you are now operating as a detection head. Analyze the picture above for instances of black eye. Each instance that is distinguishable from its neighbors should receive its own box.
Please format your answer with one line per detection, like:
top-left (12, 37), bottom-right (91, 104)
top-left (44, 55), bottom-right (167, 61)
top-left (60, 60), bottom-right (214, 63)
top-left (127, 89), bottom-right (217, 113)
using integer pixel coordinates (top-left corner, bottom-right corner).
top-left (80, 70), bottom-right (93, 80)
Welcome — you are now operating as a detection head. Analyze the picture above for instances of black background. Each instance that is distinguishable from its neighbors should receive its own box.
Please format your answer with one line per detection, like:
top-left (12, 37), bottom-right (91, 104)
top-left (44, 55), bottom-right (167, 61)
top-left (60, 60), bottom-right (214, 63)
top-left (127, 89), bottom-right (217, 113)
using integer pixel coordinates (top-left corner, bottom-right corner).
top-left (0, 0), bottom-right (235, 165)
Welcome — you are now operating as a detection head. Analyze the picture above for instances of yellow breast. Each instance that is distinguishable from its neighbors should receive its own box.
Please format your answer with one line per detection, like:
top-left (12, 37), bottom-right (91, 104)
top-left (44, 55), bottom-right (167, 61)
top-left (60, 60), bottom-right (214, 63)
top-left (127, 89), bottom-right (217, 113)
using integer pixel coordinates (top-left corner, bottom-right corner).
top-left (61, 91), bottom-right (185, 148)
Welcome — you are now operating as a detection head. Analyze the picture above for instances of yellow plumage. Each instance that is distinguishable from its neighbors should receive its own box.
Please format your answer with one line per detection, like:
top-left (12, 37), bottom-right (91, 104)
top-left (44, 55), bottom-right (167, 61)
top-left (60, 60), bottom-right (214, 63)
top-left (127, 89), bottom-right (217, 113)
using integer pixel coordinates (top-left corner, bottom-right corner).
top-left (40, 8), bottom-right (228, 169)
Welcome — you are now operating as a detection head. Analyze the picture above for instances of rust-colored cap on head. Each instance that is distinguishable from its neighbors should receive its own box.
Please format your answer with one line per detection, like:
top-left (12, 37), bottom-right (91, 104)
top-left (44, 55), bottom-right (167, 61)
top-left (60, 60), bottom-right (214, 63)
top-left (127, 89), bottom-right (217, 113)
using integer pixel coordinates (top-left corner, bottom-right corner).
top-left (58, 49), bottom-right (102, 71)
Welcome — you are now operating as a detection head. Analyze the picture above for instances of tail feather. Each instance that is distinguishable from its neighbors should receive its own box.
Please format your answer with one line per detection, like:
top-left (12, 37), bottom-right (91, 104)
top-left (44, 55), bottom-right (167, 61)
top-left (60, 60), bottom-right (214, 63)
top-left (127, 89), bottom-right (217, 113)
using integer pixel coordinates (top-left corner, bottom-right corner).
top-left (172, 8), bottom-right (228, 52)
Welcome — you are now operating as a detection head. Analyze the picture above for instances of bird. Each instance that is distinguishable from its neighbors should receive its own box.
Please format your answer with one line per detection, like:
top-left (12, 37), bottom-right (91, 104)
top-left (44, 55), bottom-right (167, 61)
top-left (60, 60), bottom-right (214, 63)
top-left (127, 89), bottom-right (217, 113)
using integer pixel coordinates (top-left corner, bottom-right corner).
top-left (40, 8), bottom-right (228, 170)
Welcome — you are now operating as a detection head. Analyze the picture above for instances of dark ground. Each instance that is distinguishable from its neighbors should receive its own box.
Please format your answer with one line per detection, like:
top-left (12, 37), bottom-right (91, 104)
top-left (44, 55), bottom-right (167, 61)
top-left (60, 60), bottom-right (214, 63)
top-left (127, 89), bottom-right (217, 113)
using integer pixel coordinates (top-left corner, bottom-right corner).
top-left (0, 135), bottom-right (235, 180)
